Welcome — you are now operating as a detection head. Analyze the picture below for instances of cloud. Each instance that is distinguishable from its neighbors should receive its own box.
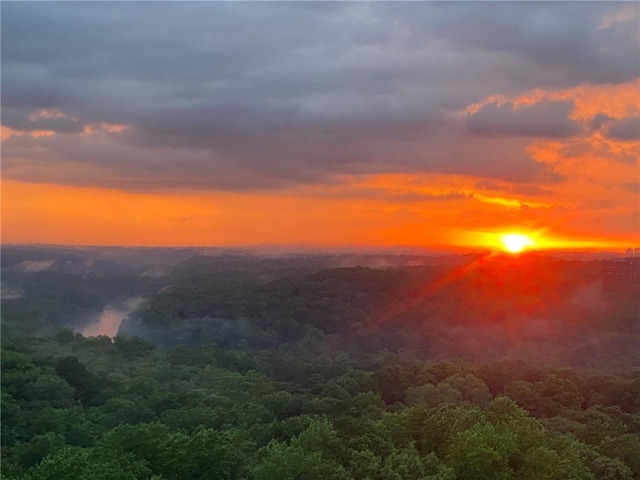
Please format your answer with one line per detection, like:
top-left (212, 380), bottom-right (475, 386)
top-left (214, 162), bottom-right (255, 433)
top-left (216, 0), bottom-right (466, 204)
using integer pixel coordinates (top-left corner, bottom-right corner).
top-left (6, 108), bottom-right (83, 135)
top-left (17, 259), bottom-right (55, 272)
top-left (587, 113), bottom-right (613, 132)
top-left (1, 286), bottom-right (24, 300)
top-left (474, 180), bottom-right (554, 198)
top-left (1, 2), bottom-right (637, 192)
top-left (396, 2), bottom-right (640, 87)
top-left (466, 100), bottom-right (582, 138)
top-left (605, 116), bottom-right (640, 141)
top-left (2, 126), bottom-right (562, 192)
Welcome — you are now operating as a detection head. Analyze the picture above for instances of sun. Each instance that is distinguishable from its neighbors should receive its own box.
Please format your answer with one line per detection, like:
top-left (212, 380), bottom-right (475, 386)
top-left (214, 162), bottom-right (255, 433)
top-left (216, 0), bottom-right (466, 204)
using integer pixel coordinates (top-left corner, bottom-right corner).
top-left (500, 233), bottom-right (535, 253)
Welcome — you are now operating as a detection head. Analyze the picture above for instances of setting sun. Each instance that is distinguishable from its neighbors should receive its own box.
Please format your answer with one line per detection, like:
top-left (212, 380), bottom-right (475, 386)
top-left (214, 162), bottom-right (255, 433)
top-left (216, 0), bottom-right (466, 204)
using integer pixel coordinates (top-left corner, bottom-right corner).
top-left (500, 233), bottom-right (535, 253)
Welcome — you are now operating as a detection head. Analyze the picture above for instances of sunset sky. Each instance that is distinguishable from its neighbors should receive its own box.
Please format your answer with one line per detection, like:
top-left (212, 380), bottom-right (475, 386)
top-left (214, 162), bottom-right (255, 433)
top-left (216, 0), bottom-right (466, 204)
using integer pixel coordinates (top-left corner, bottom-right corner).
top-left (2, 2), bottom-right (639, 251)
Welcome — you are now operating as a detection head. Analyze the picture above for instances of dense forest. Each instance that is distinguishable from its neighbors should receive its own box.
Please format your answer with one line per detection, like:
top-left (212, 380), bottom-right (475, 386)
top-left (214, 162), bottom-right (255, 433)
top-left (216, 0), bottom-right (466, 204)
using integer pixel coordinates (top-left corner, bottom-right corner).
top-left (2, 246), bottom-right (639, 479)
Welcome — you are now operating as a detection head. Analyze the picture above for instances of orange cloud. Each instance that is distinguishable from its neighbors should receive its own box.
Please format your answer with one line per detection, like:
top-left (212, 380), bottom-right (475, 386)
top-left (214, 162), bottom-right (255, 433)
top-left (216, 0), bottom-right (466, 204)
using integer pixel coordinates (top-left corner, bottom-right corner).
top-left (465, 80), bottom-right (639, 122)
top-left (1, 125), bottom-right (57, 139)
top-left (459, 80), bottom-right (639, 250)
top-left (598, 4), bottom-right (639, 31)
top-left (1, 125), bottom-right (17, 141)
top-left (82, 123), bottom-right (128, 135)
top-left (30, 130), bottom-right (56, 138)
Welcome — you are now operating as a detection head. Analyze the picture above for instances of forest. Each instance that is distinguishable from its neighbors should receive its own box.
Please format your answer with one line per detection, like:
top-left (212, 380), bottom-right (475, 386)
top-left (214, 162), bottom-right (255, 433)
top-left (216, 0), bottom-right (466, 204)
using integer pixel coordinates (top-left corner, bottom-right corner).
top-left (1, 246), bottom-right (639, 479)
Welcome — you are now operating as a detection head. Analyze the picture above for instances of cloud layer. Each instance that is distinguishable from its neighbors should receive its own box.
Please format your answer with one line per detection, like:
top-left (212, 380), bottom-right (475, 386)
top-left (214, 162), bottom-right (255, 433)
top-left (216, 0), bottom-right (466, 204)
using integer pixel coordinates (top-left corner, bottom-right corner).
top-left (2, 2), bottom-right (637, 193)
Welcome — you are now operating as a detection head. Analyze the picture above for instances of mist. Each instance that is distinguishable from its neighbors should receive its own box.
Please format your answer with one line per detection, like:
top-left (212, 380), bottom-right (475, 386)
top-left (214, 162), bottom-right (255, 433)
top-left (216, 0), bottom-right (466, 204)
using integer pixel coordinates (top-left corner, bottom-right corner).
top-left (0, 285), bottom-right (23, 300)
top-left (78, 297), bottom-right (143, 338)
top-left (17, 259), bottom-right (55, 273)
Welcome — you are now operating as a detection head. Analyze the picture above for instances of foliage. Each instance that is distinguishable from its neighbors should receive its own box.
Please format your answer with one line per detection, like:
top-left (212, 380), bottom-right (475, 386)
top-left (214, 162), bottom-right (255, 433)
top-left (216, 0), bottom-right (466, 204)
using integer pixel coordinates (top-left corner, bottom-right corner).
top-left (2, 334), bottom-right (638, 480)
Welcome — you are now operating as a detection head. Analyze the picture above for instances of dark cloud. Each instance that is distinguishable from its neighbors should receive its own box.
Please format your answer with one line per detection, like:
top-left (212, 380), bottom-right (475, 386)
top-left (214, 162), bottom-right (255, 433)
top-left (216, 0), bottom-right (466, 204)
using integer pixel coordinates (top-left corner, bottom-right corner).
top-left (2, 126), bottom-right (561, 192)
top-left (1, 2), bottom-right (636, 191)
top-left (391, 2), bottom-right (640, 87)
top-left (466, 100), bottom-right (581, 138)
top-left (605, 116), bottom-right (640, 141)
top-left (588, 113), bottom-right (613, 132)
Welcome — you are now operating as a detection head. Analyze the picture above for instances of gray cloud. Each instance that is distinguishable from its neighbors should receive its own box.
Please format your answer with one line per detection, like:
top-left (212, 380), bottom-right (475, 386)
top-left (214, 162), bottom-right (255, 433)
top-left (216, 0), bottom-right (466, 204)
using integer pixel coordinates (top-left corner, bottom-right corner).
top-left (588, 113), bottom-right (613, 132)
top-left (1, 2), bottom-right (637, 191)
top-left (605, 116), bottom-right (640, 141)
top-left (466, 100), bottom-right (582, 138)
top-left (2, 126), bottom-right (560, 192)
top-left (391, 2), bottom-right (640, 87)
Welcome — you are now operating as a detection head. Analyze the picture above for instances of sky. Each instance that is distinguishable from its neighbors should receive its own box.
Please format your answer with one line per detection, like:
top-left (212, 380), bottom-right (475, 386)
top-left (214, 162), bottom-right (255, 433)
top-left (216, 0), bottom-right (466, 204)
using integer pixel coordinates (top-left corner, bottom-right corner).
top-left (1, 2), bottom-right (639, 251)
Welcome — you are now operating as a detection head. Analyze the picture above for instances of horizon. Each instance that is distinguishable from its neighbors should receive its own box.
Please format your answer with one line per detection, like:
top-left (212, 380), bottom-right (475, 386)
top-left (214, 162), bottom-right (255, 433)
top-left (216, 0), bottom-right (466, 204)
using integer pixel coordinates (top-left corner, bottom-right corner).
top-left (2, 241), bottom-right (638, 258)
top-left (2, 2), bottom-right (639, 249)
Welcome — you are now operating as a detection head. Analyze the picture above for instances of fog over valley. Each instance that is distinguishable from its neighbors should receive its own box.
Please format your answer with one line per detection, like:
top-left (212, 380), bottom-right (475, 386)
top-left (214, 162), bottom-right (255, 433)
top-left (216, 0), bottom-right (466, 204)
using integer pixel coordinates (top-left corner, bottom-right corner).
top-left (78, 297), bottom-right (144, 339)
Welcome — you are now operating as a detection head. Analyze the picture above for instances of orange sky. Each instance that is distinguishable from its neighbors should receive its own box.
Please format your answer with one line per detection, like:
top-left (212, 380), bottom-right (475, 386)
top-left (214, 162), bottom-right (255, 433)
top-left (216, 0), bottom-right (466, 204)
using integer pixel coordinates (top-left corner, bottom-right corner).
top-left (1, 3), bottom-right (638, 252)
top-left (1, 164), bottom-right (636, 251)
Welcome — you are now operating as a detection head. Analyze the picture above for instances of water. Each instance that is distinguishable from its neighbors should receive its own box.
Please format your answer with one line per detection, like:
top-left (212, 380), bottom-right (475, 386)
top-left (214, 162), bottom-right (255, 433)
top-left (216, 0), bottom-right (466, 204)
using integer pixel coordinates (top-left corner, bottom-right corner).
top-left (79, 297), bottom-right (143, 338)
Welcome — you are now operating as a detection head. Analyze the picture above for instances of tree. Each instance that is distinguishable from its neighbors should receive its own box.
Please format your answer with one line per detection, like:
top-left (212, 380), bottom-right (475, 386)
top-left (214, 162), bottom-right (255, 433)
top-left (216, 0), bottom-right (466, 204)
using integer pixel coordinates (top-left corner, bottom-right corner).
top-left (446, 423), bottom-right (518, 480)
top-left (441, 374), bottom-right (492, 406)
top-left (159, 427), bottom-right (254, 480)
top-left (22, 447), bottom-right (153, 480)
top-left (252, 418), bottom-right (351, 480)
top-left (404, 383), bottom-right (464, 408)
top-left (598, 434), bottom-right (640, 476)
top-left (97, 422), bottom-right (171, 472)
top-left (520, 445), bottom-right (595, 480)
top-left (252, 440), bottom-right (352, 480)
top-left (12, 432), bottom-right (65, 470)
top-left (54, 356), bottom-right (96, 405)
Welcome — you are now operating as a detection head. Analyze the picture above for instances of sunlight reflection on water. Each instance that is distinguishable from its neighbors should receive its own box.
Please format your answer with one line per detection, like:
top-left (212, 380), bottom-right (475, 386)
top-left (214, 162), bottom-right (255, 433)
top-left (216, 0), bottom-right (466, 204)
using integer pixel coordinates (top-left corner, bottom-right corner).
top-left (79, 297), bottom-right (143, 338)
